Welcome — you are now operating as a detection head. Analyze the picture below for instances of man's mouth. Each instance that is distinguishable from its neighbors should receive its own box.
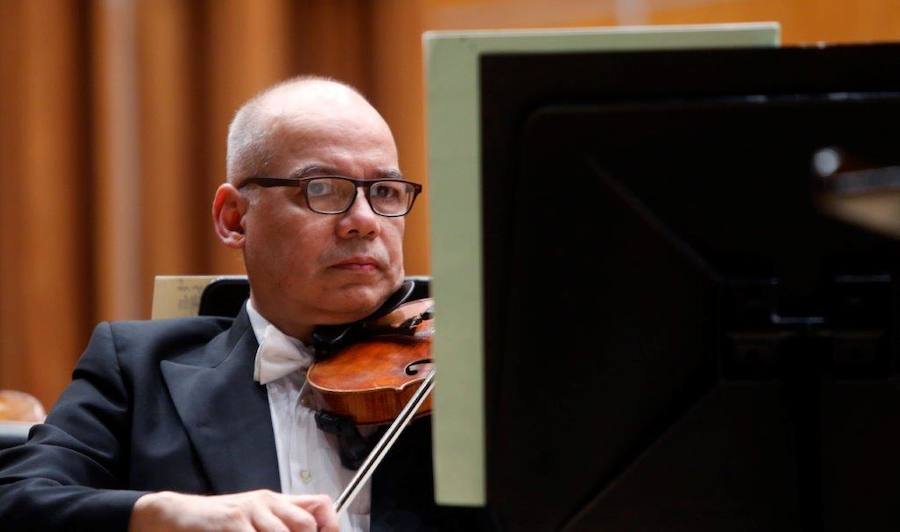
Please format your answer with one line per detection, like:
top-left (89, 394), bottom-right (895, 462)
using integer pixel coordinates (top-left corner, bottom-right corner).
top-left (331, 256), bottom-right (380, 272)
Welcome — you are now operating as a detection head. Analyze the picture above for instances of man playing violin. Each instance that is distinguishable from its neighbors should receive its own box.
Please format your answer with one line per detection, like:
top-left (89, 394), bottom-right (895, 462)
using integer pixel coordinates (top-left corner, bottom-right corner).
top-left (0, 77), bottom-right (484, 531)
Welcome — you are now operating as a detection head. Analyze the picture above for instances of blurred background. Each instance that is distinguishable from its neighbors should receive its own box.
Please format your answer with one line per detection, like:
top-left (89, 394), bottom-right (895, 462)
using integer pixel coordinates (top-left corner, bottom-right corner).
top-left (1, 0), bottom-right (898, 409)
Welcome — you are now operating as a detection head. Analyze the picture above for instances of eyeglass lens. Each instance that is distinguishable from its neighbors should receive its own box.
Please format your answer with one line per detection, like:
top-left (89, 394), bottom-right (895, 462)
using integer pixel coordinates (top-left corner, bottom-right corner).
top-left (306, 177), bottom-right (414, 216)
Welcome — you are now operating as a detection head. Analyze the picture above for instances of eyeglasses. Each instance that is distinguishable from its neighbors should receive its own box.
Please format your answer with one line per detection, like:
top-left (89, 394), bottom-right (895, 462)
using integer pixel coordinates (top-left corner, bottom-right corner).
top-left (239, 175), bottom-right (423, 217)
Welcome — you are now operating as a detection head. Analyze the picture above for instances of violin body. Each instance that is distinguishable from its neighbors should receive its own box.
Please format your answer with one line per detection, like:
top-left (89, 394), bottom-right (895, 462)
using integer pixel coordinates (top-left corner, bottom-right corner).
top-left (307, 298), bottom-right (434, 426)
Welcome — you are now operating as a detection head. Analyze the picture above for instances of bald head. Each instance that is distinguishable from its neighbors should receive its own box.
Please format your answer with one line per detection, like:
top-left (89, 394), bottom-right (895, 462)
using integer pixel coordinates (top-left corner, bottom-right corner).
top-left (226, 76), bottom-right (391, 185)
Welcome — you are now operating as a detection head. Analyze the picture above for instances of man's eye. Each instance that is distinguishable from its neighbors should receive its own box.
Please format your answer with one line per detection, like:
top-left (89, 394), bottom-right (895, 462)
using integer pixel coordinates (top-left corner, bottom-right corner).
top-left (307, 181), bottom-right (335, 197)
top-left (372, 184), bottom-right (401, 199)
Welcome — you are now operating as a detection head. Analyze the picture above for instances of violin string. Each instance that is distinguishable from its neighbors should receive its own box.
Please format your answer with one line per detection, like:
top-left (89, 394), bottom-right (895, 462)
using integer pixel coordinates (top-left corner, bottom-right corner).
top-left (333, 369), bottom-right (436, 514)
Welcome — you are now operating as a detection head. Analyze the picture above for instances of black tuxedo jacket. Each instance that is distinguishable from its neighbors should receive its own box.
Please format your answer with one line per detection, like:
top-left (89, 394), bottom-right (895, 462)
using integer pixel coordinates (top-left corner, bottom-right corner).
top-left (0, 308), bottom-right (489, 531)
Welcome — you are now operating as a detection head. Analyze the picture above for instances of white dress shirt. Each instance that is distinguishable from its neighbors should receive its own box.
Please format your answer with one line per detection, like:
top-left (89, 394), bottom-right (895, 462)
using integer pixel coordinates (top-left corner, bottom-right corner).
top-left (246, 300), bottom-right (371, 532)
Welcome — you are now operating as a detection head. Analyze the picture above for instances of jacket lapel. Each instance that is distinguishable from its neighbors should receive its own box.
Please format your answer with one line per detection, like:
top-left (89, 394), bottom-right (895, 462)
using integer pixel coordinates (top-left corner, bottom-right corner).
top-left (160, 308), bottom-right (281, 494)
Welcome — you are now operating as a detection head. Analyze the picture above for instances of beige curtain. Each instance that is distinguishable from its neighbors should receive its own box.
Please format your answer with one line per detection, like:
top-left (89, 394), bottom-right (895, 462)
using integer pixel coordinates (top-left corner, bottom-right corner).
top-left (2, 0), bottom-right (897, 409)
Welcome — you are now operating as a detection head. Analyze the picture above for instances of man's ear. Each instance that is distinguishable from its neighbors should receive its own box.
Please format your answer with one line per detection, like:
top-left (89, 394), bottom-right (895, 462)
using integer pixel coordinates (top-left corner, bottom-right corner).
top-left (212, 183), bottom-right (248, 249)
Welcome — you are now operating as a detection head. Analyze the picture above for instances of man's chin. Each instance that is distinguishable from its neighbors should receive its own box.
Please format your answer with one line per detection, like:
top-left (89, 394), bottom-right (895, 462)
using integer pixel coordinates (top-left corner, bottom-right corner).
top-left (320, 284), bottom-right (394, 324)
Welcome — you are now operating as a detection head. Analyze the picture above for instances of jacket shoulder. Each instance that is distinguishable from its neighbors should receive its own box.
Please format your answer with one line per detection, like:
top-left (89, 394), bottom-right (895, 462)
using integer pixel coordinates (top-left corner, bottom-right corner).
top-left (109, 316), bottom-right (233, 341)
top-left (99, 316), bottom-right (236, 365)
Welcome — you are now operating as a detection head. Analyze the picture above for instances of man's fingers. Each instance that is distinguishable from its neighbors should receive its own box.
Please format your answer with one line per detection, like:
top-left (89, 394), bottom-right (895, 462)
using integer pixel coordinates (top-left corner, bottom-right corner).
top-left (289, 495), bottom-right (339, 532)
top-left (257, 492), bottom-right (327, 532)
top-left (248, 500), bottom-right (295, 532)
top-left (268, 501), bottom-right (318, 532)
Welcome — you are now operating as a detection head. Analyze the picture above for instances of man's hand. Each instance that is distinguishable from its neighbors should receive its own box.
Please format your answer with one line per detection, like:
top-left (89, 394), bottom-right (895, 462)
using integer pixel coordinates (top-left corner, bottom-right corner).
top-left (129, 490), bottom-right (339, 532)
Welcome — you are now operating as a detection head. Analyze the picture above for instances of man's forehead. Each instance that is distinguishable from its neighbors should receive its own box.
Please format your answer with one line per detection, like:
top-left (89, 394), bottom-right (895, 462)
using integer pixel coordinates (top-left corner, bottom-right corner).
top-left (265, 117), bottom-right (400, 178)
top-left (244, 80), bottom-right (399, 176)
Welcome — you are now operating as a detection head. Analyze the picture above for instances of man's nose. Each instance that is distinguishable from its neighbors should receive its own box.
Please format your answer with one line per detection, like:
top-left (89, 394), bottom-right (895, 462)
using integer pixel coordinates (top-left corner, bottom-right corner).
top-left (337, 187), bottom-right (380, 239)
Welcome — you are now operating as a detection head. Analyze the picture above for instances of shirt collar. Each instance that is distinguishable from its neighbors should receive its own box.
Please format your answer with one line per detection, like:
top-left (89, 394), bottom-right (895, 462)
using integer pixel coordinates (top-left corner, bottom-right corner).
top-left (245, 298), bottom-right (270, 347)
top-left (246, 299), bottom-right (316, 384)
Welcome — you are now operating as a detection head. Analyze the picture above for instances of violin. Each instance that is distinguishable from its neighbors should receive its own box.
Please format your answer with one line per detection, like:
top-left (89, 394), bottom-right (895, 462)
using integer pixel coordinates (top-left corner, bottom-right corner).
top-left (307, 297), bottom-right (434, 425)
top-left (306, 288), bottom-right (436, 514)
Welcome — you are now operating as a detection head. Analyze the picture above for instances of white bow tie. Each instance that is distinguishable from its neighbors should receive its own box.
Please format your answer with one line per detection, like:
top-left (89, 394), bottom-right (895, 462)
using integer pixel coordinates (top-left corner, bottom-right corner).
top-left (253, 324), bottom-right (315, 384)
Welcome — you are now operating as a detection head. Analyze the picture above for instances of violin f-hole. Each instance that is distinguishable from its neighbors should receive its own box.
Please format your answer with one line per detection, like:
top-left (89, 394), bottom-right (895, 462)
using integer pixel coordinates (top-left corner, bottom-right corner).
top-left (405, 358), bottom-right (433, 376)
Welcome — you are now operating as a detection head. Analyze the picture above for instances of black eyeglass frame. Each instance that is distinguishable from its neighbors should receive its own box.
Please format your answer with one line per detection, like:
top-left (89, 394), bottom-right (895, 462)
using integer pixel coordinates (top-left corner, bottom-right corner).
top-left (239, 175), bottom-right (423, 217)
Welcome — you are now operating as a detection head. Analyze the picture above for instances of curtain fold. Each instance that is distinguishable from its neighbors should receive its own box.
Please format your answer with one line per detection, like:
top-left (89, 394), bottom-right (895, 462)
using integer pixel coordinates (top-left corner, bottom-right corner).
top-left (1, 0), bottom-right (92, 409)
